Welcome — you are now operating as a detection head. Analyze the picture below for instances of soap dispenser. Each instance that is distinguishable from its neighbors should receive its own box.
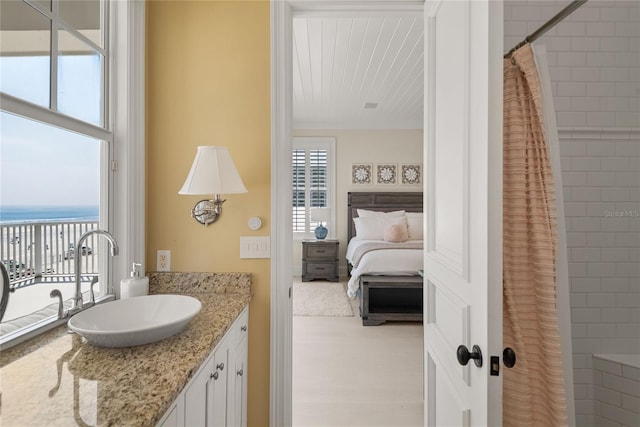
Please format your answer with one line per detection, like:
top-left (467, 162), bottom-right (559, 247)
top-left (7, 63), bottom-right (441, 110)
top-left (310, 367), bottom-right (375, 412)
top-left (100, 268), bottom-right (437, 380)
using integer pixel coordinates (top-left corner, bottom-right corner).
top-left (120, 263), bottom-right (149, 299)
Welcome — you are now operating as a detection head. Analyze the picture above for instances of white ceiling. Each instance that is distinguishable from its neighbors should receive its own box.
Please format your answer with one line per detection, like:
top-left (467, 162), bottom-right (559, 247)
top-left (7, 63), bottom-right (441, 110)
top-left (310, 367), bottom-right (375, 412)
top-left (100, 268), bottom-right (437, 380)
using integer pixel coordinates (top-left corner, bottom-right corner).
top-left (292, 13), bottom-right (424, 130)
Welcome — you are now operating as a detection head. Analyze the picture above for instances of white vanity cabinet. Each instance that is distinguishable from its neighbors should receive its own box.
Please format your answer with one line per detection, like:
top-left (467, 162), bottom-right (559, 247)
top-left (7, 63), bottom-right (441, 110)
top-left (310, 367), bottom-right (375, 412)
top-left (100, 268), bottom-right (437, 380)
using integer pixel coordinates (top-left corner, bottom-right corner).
top-left (210, 334), bottom-right (230, 427)
top-left (158, 405), bottom-right (179, 427)
top-left (229, 308), bottom-right (249, 427)
top-left (157, 306), bottom-right (249, 427)
top-left (183, 351), bottom-right (216, 426)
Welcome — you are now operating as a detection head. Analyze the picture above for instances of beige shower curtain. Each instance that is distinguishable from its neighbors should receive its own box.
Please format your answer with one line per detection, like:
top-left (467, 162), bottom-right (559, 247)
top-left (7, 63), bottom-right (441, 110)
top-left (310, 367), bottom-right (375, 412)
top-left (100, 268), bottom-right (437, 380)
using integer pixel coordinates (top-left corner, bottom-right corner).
top-left (503, 44), bottom-right (568, 427)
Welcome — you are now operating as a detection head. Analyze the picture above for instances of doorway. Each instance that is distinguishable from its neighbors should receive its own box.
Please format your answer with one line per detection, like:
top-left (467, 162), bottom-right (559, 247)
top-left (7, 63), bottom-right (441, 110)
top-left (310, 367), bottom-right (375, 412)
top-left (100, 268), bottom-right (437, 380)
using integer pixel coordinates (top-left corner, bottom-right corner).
top-left (272, 1), bottom-right (427, 425)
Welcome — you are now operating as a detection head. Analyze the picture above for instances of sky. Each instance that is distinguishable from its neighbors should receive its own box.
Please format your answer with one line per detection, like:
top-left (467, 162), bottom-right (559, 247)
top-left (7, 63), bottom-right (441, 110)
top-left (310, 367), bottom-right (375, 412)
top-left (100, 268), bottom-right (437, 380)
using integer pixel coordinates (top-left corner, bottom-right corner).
top-left (0, 54), bottom-right (102, 206)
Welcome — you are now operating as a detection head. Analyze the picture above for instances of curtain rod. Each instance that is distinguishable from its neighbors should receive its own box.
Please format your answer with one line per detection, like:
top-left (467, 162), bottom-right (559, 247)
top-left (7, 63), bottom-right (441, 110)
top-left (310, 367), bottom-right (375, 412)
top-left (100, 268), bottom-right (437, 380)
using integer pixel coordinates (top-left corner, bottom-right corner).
top-left (504, 0), bottom-right (588, 58)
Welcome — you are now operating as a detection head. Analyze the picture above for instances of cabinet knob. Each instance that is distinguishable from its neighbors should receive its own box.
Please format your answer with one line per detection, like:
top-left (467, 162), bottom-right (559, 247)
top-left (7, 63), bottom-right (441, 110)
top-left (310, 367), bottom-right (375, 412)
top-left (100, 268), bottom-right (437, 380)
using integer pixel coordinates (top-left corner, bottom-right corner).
top-left (241, 325), bottom-right (248, 332)
top-left (237, 369), bottom-right (243, 376)
top-left (210, 371), bottom-right (219, 380)
top-left (216, 362), bottom-right (225, 371)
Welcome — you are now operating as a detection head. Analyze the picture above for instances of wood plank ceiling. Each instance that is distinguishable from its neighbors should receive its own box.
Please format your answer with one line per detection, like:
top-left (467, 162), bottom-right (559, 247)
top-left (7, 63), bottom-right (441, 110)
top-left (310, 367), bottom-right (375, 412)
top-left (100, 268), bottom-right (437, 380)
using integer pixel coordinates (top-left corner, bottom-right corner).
top-left (292, 14), bottom-right (424, 130)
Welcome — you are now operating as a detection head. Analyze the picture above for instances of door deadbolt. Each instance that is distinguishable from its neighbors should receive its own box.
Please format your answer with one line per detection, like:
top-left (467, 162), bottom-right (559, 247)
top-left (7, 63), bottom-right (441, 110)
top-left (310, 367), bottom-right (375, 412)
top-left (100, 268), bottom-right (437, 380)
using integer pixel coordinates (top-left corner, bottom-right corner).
top-left (503, 347), bottom-right (516, 368)
top-left (490, 348), bottom-right (518, 376)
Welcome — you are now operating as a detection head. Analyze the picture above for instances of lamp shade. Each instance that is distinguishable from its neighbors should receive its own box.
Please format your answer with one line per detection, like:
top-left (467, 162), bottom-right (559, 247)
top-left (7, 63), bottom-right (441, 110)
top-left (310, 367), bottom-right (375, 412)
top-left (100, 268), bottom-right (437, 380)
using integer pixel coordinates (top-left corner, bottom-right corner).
top-left (310, 207), bottom-right (331, 223)
top-left (179, 146), bottom-right (248, 195)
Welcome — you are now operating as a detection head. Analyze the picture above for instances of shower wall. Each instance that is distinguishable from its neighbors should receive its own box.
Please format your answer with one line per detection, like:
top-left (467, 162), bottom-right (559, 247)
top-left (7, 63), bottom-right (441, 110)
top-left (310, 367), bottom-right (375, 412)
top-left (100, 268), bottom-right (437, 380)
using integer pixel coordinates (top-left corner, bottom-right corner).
top-left (504, 1), bottom-right (639, 425)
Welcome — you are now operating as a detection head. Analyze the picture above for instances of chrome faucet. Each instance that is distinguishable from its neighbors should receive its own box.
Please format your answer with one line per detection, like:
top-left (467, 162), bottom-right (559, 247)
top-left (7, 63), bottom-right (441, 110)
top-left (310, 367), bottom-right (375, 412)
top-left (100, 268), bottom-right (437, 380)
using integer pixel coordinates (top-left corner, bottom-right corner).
top-left (50, 289), bottom-right (64, 320)
top-left (72, 229), bottom-right (119, 313)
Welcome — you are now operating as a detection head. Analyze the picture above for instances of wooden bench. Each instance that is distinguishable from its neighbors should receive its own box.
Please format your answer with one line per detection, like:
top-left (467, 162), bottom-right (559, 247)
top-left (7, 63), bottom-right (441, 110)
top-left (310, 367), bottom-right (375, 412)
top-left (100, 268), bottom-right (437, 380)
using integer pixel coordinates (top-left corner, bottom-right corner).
top-left (359, 275), bottom-right (424, 326)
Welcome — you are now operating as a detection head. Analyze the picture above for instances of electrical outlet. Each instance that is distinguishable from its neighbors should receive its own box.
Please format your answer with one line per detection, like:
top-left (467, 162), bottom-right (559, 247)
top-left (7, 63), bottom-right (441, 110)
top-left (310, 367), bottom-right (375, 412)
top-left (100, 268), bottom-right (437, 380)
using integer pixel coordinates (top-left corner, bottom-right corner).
top-left (157, 250), bottom-right (170, 271)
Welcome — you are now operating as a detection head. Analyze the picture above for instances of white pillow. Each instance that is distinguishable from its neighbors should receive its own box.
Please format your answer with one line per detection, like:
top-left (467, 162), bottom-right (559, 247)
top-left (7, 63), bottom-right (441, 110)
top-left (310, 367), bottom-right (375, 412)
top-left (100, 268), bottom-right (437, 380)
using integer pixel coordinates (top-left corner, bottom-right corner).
top-left (354, 215), bottom-right (407, 240)
top-left (406, 212), bottom-right (424, 240)
top-left (357, 209), bottom-right (405, 218)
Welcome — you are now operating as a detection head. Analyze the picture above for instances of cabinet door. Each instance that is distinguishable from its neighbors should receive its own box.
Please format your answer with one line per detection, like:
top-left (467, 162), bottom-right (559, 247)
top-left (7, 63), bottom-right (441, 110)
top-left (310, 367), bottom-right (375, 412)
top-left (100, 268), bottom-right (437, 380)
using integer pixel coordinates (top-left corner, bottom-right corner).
top-left (227, 307), bottom-right (249, 427)
top-left (232, 339), bottom-right (248, 427)
top-left (184, 357), bottom-right (214, 426)
top-left (234, 308), bottom-right (249, 348)
top-left (157, 403), bottom-right (178, 427)
top-left (210, 335), bottom-right (230, 427)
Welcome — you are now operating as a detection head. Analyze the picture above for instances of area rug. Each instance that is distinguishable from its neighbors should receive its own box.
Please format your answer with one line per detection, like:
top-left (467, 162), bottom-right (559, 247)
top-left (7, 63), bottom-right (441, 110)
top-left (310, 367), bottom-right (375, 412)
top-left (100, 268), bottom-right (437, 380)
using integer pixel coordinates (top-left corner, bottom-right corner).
top-left (292, 280), bottom-right (354, 317)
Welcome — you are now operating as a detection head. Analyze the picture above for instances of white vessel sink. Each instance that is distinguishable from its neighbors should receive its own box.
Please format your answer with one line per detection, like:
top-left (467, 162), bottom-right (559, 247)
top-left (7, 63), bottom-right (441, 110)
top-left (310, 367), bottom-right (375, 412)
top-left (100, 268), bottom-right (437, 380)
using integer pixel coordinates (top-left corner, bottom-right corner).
top-left (68, 294), bottom-right (201, 348)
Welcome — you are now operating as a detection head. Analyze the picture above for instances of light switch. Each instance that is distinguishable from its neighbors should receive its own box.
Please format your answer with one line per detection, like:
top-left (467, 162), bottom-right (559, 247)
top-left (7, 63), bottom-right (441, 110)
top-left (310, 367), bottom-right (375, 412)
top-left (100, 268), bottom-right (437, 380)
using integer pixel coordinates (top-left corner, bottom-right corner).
top-left (240, 236), bottom-right (271, 259)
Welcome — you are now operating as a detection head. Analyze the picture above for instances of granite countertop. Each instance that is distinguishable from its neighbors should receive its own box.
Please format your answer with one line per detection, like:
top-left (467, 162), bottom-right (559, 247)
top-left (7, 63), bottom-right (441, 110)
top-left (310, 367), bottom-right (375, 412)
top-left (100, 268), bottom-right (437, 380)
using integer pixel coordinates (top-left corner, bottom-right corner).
top-left (0, 272), bottom-right (252, 427)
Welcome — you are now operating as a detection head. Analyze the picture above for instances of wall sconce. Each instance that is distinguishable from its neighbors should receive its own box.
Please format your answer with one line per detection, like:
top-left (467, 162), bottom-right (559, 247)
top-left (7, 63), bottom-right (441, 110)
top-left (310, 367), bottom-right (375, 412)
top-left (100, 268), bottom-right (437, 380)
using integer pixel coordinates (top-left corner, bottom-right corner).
top-left (179, 146), bottom-right (247, 226)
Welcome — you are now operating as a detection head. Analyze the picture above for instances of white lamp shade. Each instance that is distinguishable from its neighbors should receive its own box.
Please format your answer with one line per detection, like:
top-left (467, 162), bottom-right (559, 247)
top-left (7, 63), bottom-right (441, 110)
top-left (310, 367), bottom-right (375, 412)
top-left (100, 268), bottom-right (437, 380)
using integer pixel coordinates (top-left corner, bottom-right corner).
top-left (179, 146), bottom-right (248, 195)
top-left (310, 207), bottom-right (331, 223)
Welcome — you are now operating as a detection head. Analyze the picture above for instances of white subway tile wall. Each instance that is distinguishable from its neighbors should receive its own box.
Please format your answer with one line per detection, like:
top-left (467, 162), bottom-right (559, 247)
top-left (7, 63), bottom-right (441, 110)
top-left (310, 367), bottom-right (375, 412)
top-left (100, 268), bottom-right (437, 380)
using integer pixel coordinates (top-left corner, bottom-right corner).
top-left (593, 356), bottom-right (640, 427)
top-left (560, 130), bottom-right (639, 425)
top-left (505, 1), bottom-right (639, 425)
top-left (505, 1), bottom-right (639, 129)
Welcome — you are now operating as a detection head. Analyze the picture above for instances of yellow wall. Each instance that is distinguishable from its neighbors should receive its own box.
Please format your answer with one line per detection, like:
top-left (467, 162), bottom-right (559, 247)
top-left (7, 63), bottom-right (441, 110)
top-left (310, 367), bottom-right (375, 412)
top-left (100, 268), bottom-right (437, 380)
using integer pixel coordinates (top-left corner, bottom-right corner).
top-left (146, 1), bottom-right (270, 425)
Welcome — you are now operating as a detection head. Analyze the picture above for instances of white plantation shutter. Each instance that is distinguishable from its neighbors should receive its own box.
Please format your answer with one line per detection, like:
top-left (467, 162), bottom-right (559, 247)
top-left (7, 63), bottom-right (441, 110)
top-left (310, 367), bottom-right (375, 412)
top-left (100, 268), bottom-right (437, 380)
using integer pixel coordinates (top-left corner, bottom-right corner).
top-left (310, 149), bottom-right (327, 209)
top-left (292, 138), bottom-right (334, 235)
top-left (292, 149), bottom-right (306, 232)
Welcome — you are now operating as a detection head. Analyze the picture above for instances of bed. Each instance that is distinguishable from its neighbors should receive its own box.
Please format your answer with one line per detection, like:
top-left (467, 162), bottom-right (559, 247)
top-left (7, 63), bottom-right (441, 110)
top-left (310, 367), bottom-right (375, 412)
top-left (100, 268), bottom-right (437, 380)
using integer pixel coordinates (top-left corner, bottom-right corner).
top-left (346, 192), bottom-right (424, 325)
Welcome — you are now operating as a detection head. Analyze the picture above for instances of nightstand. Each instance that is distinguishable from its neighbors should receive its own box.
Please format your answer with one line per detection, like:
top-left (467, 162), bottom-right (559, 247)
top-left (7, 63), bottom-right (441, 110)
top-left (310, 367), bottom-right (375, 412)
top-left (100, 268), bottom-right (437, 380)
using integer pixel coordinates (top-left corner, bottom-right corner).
top-left (301, 240), bottom-right (339, 282)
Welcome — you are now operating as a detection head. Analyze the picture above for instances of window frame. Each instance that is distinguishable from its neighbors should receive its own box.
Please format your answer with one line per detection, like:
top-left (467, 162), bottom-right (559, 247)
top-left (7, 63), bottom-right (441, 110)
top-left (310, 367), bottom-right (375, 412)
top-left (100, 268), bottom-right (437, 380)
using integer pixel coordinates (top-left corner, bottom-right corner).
top-left (0, 0), bottom-right (145, 348)
top-left (292, 137), bottom-right (336, 239)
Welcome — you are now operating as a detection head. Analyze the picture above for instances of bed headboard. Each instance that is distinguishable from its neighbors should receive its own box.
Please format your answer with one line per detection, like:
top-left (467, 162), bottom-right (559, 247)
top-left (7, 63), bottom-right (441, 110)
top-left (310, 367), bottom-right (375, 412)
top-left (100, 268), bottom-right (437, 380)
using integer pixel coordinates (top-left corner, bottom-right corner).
top-left (347, 192), bottom-right (423, 241)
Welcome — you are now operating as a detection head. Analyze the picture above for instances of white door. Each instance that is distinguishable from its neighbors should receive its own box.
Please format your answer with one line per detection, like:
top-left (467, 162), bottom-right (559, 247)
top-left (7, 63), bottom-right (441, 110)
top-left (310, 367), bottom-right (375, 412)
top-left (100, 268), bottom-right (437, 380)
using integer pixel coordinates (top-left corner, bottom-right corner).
top-left (423, 1), bottom-right (503, 426)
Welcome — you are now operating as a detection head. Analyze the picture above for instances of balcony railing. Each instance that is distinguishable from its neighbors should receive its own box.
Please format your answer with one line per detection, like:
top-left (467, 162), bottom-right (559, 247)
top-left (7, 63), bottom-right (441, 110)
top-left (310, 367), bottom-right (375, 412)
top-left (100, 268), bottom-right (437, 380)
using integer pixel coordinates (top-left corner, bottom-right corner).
top-left (1, 220), bottom-right (100, 289)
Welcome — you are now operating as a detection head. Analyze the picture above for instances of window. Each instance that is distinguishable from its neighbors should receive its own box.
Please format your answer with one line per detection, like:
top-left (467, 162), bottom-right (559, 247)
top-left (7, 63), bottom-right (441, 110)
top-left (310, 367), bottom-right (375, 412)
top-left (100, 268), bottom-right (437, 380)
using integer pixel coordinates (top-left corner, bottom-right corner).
top-left (292, 137), bottom-right (335, 236)
top-left (0, 0), bottom-right (144, 346)
top-left (0, 0), bottom-right (105, 125)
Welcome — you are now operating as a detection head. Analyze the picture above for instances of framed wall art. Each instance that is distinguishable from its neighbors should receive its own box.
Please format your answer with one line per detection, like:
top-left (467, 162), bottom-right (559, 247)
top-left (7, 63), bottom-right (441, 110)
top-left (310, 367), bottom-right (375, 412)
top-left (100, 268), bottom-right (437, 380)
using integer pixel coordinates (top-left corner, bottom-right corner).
top-left (352, 164), bottom-right (372, 185)
top-left (401, 164), bottom-right (422, 185)
top-left (376, 164), bottom-right (397, 185)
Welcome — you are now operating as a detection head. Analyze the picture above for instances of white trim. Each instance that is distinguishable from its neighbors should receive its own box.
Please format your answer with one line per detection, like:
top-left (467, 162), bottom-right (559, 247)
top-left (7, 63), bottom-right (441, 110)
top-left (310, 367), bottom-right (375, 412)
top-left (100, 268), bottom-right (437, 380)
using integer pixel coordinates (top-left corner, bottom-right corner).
top-left (270, 2), bottom-right (293, 426)
top-left (290, 0), bottom-right (423, 16)
top-left (110, 0), bottom-right (146, 294)
top-left (50, 4), bottom-right (59, 112)
top-left (486, 2), bottom-right (504, 425)
top-left (0, 93), bottom-right (112, 141)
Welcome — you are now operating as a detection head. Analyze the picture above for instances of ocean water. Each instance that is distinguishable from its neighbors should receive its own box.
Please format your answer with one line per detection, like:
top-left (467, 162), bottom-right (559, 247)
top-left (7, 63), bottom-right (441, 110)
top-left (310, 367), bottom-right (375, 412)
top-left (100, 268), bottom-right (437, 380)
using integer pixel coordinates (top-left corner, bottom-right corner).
top-left (0, 206), bottom-right (99, 223)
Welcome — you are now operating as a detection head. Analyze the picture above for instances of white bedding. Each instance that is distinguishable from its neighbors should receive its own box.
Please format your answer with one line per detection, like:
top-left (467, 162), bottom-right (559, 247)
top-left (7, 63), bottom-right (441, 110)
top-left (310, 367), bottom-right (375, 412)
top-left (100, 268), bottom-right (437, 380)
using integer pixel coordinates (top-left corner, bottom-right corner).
top-left (346, 238), bottom-right (424, 298)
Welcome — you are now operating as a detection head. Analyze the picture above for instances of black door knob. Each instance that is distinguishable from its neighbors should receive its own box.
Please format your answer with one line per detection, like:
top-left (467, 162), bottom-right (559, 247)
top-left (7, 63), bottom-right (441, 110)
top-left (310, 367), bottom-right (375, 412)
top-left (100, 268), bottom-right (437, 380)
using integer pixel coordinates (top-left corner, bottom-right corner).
top-left (457, 344), bottom-right (483, 368)
top-left (503, 347), bottom-right (516, 368)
